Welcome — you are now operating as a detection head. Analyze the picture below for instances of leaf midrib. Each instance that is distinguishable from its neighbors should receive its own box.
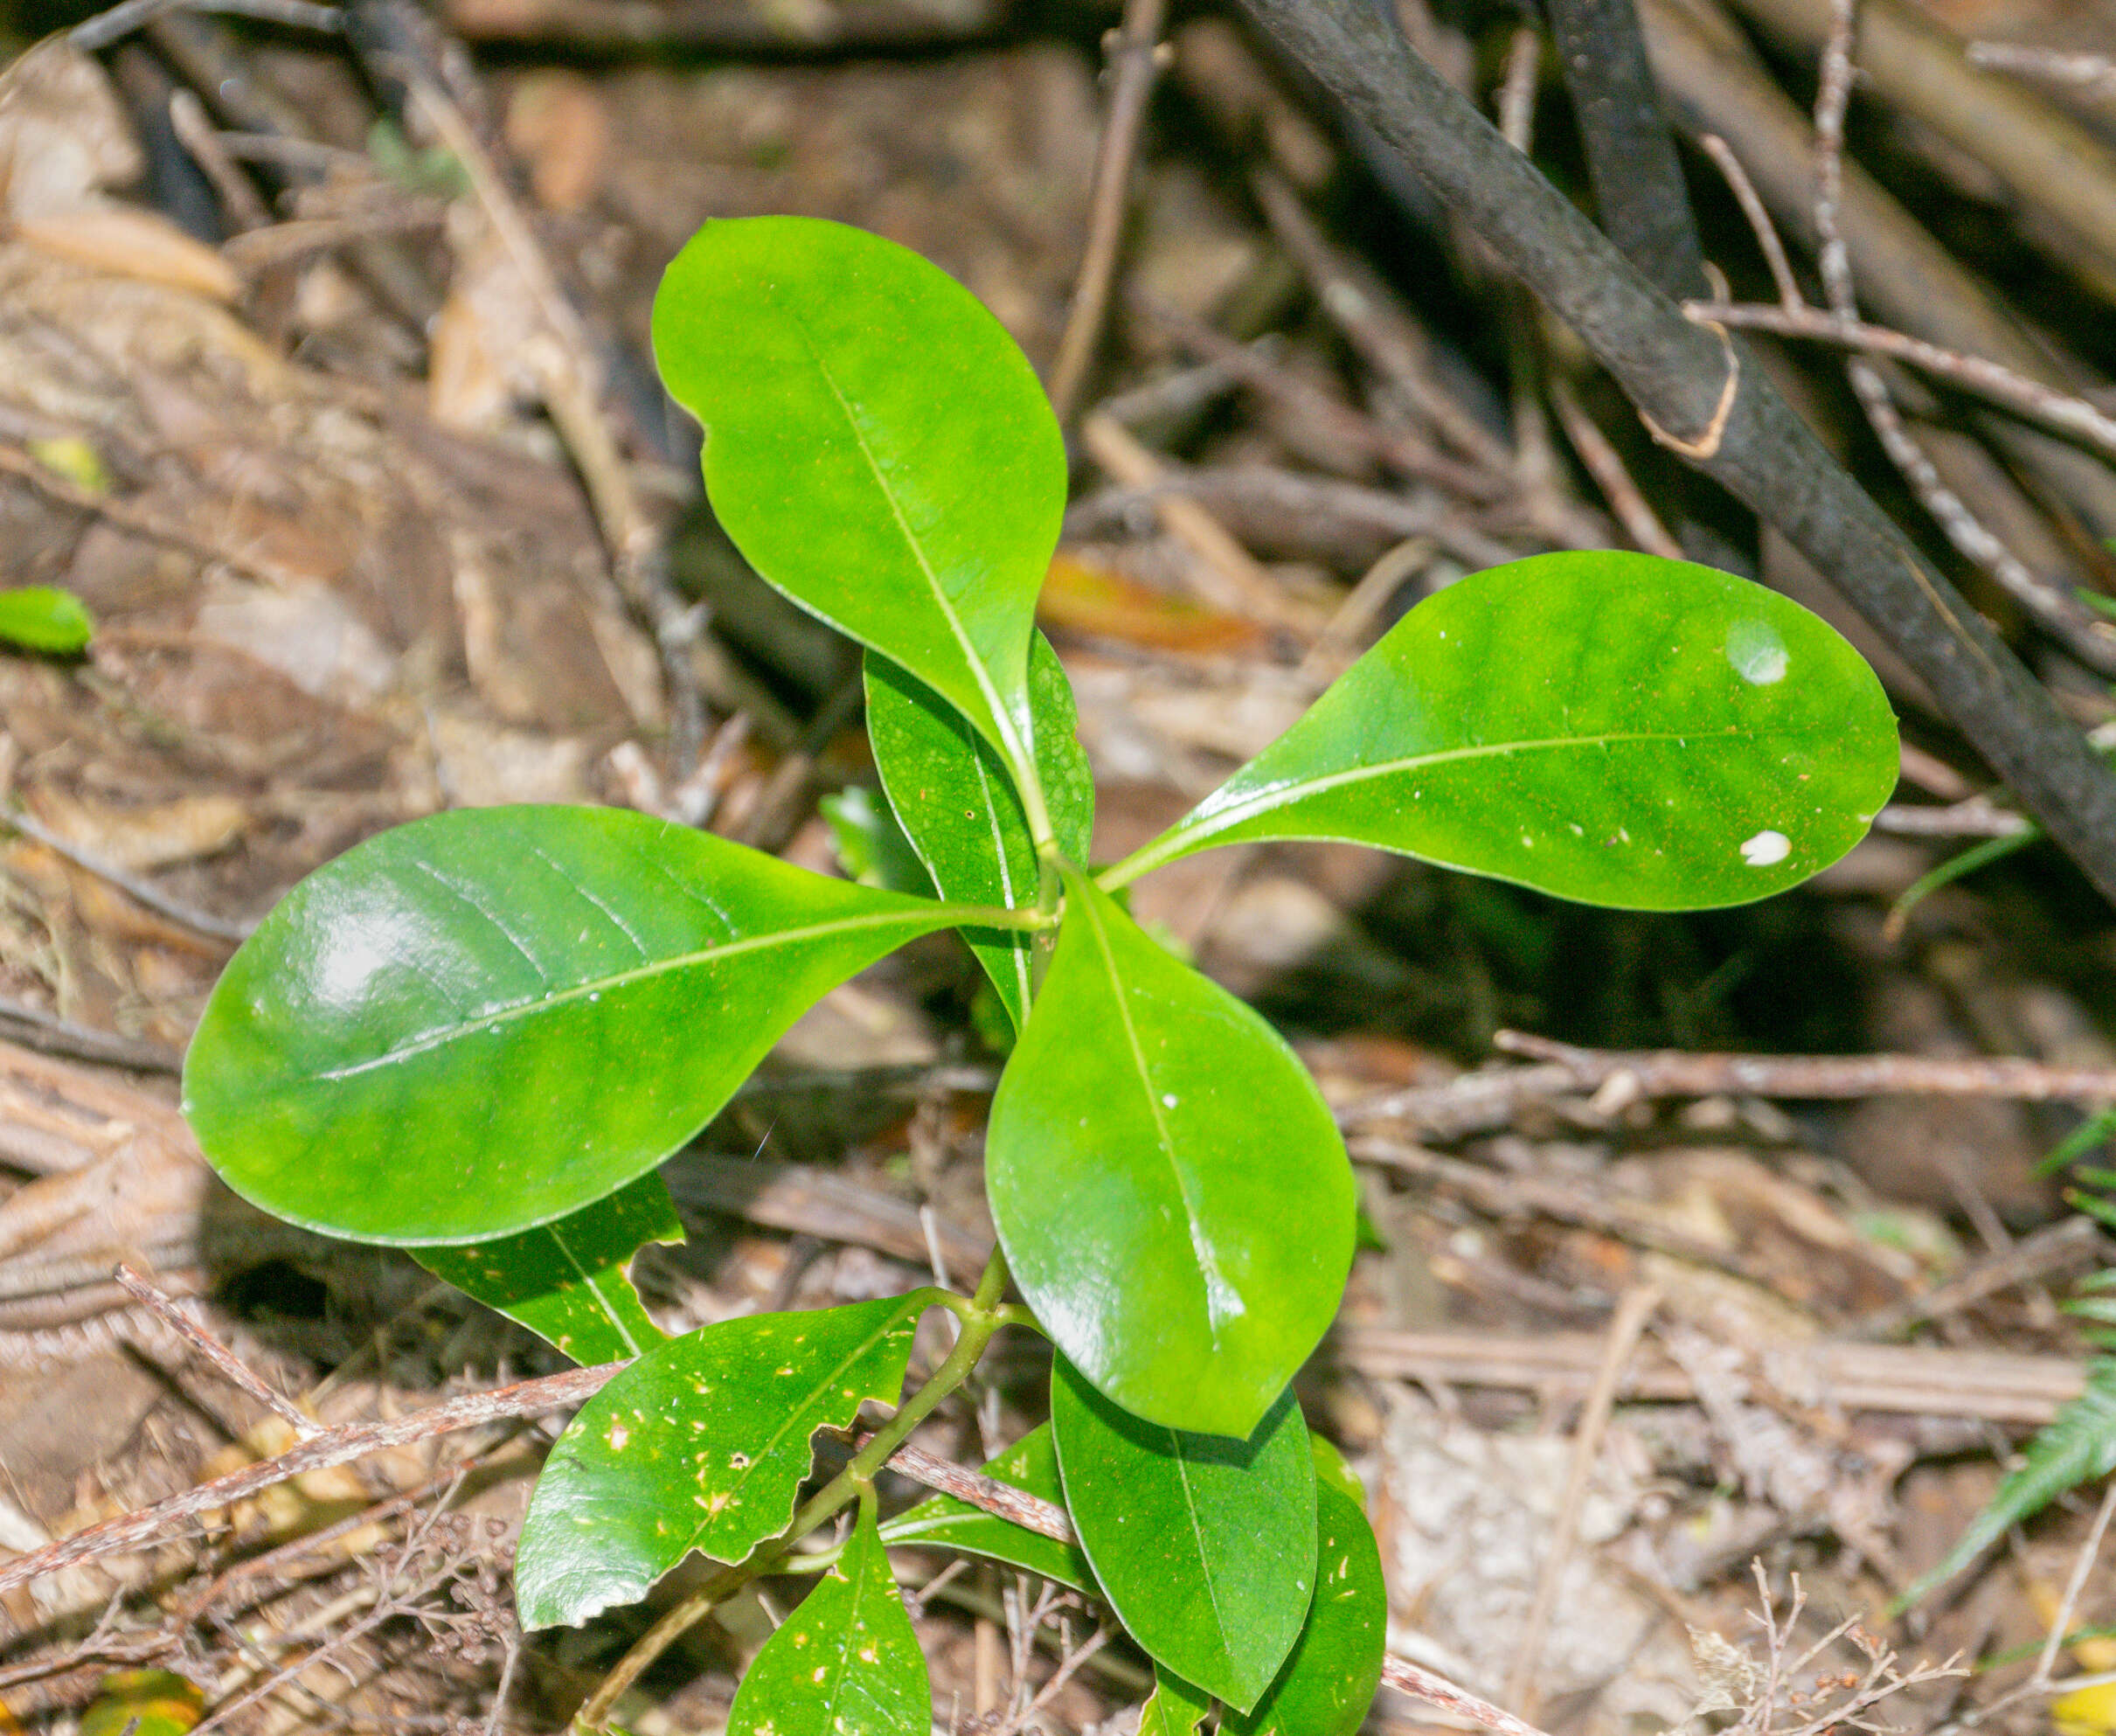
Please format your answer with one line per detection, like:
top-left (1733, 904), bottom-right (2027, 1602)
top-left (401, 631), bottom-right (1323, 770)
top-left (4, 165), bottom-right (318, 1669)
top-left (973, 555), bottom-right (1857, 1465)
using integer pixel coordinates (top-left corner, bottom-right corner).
top-left (542, 1221), bottom-right (652, 1360)
top-left (964, 744), bottom-right (1033, 1014)
top-left (1162, 722), bottom-right (1844, 861)
top-left (1074, 883), bottom-right (1238, 1341)
top-left (310, 907), bottom-right (939, 1084)
top-left (789, 310), bottom-right (1029, 779)
top-left (1171, 1441), bottom-right (1243, 1693)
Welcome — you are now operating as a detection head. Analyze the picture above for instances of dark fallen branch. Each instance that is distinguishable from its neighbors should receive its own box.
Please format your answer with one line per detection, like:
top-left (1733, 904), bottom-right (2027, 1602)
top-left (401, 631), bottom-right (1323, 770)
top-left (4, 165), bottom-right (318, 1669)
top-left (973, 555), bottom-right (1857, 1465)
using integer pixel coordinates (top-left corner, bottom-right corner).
top-left (1537, 0), bottom-right (1708, 298)
top-left (1238, 0), bottom-right (2116, 906)
top-left (1634, 0), bottom-right (2116, 552)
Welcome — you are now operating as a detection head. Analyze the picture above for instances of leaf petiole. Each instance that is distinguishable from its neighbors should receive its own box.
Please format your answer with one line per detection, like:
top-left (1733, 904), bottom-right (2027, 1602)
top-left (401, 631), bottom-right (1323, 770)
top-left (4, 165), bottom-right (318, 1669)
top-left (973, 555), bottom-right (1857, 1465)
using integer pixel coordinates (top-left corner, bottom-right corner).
top-left (940, 899), bottom-right (1060, 934)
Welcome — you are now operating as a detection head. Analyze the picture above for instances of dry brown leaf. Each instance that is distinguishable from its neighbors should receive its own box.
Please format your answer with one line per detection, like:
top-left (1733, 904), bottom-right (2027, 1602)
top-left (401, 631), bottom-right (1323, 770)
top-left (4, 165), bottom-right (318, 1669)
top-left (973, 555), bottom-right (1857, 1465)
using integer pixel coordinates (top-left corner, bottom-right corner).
top-left (429, 214), bottom-right (546, 431)
top-left (24, 789), bottom-right (249, 873)
top-left (505, 71), bottom-right (611, 212)
top-left (0, 40), bottom-right (140, 219)
top-left (1039, 551), bottom-right (1266, 652)
top-left (13, 205), bottom-right (242, 303)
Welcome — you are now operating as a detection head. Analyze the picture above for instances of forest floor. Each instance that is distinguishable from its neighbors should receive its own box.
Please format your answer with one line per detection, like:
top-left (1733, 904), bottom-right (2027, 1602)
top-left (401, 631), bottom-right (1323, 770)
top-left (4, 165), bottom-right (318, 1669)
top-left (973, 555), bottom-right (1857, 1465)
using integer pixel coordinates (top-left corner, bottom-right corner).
top-left (3, 0), bottom-right (2116, 1726)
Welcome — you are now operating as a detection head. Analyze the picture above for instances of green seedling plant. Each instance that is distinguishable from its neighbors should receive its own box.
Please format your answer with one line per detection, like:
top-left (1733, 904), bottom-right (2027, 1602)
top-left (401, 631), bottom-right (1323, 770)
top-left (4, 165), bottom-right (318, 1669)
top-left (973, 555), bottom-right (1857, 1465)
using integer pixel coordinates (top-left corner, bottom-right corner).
top-left (181, 217), bottom-right (1899, 1735)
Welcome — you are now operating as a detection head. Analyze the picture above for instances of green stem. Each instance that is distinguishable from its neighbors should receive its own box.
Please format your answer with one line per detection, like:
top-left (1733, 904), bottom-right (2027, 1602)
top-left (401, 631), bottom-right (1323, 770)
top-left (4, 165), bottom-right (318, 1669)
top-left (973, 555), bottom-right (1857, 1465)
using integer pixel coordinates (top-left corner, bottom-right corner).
top-left (943, 900), bottom-right (1059, 934)
top-left (572, 1253), bottom-right (1016, 1733)
top-left (991, 1302), bottom-right (1044, 1335)
top-left (1016, 767), bottom-right (1058, 862)
top-left (1093, 826), bottom-right (1193, 894)
top-left (1028, 845), bottom-right (1065, 996)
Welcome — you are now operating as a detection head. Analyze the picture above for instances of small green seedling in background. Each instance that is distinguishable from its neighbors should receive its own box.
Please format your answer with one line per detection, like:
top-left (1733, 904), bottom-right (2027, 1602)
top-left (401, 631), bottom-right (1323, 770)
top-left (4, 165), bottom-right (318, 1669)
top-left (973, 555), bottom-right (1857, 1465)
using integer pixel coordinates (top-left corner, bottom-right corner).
top-left (181, 216), bottom-right (1898, 1733)
top-left (0, 585), bottom-right (93, 655)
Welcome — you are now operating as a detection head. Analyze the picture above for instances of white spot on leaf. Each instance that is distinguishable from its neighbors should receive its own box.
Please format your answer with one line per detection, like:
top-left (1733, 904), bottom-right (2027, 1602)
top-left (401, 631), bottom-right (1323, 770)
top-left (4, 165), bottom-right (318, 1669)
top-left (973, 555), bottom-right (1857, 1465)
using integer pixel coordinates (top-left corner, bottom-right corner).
top-left (1726, 618), bottom-right (1789, 684)
top-left (1740, 829), bottom-right (1792, 866)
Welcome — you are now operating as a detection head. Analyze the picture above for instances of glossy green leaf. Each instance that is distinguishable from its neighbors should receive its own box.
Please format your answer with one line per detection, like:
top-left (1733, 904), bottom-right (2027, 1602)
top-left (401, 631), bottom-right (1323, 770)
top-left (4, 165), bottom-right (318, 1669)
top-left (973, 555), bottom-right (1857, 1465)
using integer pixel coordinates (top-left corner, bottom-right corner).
top-left (515, 1294), bottom-right (928, 1628)
top-left (728, 1502), bottom-right (930, 1736)
top-left (184, 805), bottom-right (962, 1246)
top-left (1104, 552), bottom-right (1897, 910)
top-left (1308, 1435), bottom-right (1365, 1514)
top-left (988, 869), bottom-right (1354, 1437)
top-left (1052, 1363), bottom-right (1316, 1711)
top-left (0, 586), bottom-right (93, 654)
top-left (867, 634), bottom-right (1094, 1029)
top-left (1224, 1483), bottom-right (1386, 1736)
top-left (413, 1172), bottom-right (682, 1365)
top-left (653, 216), bottom-right (1066, 800)
top-left (880, 1422), bottom-right (1095, 1591)
top-left (1138, 1668), bottom-right (1212, 1736)
top-left (821, 786), bottom-right (935, 897)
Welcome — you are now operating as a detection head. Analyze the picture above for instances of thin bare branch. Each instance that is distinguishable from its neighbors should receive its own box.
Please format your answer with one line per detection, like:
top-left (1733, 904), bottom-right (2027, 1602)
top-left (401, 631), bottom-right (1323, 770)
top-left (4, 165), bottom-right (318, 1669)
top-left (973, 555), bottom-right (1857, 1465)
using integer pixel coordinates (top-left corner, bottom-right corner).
top-left (1048, 0), bottom-right (1169, 426)
top-left (114, 1263), bottom-right (316, 1439)
top-left (1697, 134), bottom-right (1802, 307)
top-left (1506, 1284), bottom-right (1662, 1716)
top-left (1382, 1654), bottom-right (1556, 1736)
top-left (0, 1363), bottom-right (620, 1596)
top-left (1687, 302), bottom-right (2116, 464)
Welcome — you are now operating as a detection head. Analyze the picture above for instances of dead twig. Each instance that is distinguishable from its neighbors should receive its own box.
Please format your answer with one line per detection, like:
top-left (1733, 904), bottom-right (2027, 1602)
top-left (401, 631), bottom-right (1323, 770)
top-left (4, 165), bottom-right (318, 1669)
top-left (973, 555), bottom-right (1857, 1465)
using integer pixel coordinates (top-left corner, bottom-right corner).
top-left (0, 1366), bottom-right (1072, 1600)
top-left (1353, 1135), bottom-right (1784, 1285)
top-left (1251, 169), bottom-right (1511, 474)
top-left (1, 804), bottom-right (254, 944)
top-left (997, 1624), bottom-right (1112, 1736)
top-left (1699, 133), bottom-right (1803, 306)
top-left (0, 445), bottom-right (307, 594)
top-left (70, 0), bottom-right (340, 50)
top-left (1047, 0), bottom-right (1169, 427)
top-left (1723, 1566), bottom-right (1963, 1735)
top-left (1854, 1215), bottom-right (2106, 1338)
top-left (1800, 0), bottom-right (2116, 673)
top-left (114, 1263), bottom-right (316, 1439)
top-left (1682, 302), bottom-right (2116, 462)
top-left (886, 1444), bottom-right (1074, 1544)
top-left (1335, 1325), bottom-right (2086, 1421)
top-left (0, 1362), bottom-right (620, 1597)
top-left (166, 89), bottom-right (274, 231)
top-left (220, 203), bottom-right (451, 272)
top-left (401, 70), bottom-right (707, 774)
top-left (1505, 1284), bottom-right (1662, 1717)
top-left (1547, 378), bottom-right (1685, 558)
top-left (1381, 1654), bottom-right (1557, 1736)
top-left (0, 996), bottom-right (181, 1073)
top-left (1871, 797), bottom-right (2031, 837)
top-left (1079, 413), bottom-right (1308, 627)
top-left (1484, 1029), bottom-right (2116, 1107)
top-left (1967, 40), bottom-right (2116, 92)
top-left (2036, 1481), bottom-right (2116, 1686)
top-left (1134, 291), bottom-right (1509, 499)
